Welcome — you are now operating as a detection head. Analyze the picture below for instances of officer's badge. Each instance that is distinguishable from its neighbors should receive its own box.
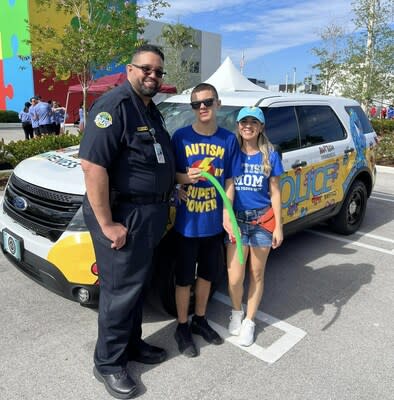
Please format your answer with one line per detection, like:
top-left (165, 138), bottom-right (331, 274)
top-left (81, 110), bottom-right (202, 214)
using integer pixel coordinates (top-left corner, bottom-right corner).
top-left (94, 112), bottom-right (112, 128)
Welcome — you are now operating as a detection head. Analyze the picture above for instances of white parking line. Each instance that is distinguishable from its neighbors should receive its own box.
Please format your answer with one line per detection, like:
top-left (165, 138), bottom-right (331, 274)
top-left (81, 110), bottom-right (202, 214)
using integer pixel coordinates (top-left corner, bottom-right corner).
top-left (371, 195), bottom-right (394, 203)
top-left (211, 292), bottom-right (307, 364)
top-left (307, 229), bottom-right (394, 255)
top-left (357, 231), bottom-right (394, 244)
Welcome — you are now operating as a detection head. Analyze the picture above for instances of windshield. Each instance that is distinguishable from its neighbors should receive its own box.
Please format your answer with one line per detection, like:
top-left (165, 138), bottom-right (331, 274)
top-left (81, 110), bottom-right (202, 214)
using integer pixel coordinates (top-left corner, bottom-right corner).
top-left (158, 102), bottom-right (243, 136)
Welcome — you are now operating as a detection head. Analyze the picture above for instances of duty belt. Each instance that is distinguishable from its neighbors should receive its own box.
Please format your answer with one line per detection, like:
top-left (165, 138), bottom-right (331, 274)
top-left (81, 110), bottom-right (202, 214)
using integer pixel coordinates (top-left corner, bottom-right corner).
top-left (116, 192), bottom-right (171, 204)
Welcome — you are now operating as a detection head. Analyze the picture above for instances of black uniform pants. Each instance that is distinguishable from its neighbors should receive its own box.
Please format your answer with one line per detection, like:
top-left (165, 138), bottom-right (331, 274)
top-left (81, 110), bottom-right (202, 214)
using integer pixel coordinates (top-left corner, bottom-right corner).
top-left (83, 197), bottom-right (169, 374)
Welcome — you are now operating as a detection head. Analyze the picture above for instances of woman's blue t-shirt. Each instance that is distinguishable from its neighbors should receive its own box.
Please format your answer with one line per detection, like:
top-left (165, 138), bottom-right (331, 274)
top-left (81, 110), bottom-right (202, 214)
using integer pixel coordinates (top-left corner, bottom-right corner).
top-left (233, 150), bottom-right (284, 211)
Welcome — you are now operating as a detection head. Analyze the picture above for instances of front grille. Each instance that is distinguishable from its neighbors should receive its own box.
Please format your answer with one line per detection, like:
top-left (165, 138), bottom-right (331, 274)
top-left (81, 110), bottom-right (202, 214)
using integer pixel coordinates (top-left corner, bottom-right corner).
top-left (3, 174), bottom-right (84, 242)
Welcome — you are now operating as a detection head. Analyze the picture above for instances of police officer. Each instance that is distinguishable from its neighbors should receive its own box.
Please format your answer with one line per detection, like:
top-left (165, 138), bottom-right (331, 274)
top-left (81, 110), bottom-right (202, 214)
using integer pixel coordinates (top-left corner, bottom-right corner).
top-left (79, 44), bottom-right (175, 399)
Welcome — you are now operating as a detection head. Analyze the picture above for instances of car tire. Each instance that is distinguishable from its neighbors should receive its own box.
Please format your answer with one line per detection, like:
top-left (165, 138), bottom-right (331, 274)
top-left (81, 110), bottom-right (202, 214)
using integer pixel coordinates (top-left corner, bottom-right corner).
top-left (330, 180), bottom-right (368, 235)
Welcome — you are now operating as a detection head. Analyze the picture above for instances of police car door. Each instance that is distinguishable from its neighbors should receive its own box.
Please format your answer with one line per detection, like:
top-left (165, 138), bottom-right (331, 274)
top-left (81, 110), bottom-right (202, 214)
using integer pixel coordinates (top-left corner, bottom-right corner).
top-left (263, 101), bottom-right (353, 226)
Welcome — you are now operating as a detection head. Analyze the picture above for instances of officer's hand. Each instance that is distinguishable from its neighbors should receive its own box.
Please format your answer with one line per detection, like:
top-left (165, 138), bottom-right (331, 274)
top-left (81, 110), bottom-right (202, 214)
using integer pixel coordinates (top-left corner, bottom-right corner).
top-left (102, 223), bottom-right (128, 250)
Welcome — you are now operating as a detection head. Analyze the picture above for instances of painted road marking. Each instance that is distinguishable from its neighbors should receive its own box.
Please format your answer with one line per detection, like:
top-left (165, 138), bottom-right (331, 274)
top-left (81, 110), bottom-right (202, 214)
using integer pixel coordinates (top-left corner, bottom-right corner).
top-left (307, 229), bottom-right (394, 255)
top-left (211, 292), bottom-right (307, 364)
top-left (357, 231), bottom-right (394, 244)
top-left (371, 195), bottom-right (394, 203)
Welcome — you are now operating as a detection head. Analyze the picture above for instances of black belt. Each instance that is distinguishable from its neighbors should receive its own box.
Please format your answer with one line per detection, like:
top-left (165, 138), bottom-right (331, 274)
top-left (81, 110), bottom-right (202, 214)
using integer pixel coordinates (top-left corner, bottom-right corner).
top-left (116, 192), bottom-right (171, 204)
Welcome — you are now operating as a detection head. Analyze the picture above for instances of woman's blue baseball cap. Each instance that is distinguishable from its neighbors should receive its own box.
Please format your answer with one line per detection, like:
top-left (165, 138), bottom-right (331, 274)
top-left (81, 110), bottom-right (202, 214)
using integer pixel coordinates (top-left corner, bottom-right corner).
top-left (236, 106), bottom-right (265, 124)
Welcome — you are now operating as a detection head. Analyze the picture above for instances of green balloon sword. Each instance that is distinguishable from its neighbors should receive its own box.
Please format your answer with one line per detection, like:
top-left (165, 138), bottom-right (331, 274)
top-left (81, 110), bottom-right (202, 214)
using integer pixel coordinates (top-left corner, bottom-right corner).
top-left (200, 171), bottom-right (244, 265)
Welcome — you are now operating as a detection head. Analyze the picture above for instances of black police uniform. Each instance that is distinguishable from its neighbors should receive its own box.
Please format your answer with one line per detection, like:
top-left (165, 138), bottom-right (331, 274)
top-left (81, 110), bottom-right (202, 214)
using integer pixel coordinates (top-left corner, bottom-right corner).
top-left (79, 80), bottom-right (175, 374)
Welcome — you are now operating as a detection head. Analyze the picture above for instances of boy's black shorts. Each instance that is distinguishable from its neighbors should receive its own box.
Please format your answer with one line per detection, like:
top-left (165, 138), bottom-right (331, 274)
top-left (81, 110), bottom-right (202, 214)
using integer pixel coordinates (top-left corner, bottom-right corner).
top-left (174, 231), bottom-right (224, 286)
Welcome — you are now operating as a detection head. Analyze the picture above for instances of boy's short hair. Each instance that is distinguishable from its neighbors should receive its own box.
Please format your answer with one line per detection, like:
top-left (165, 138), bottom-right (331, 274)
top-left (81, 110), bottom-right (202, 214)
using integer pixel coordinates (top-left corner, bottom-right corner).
top-left (191, 83), bottom-right (219, 100)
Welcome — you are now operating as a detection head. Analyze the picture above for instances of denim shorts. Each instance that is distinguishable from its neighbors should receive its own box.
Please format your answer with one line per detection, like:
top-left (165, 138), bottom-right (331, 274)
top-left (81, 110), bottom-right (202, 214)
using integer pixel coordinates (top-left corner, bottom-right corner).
top-left (224, 208), bottom-right (272, 248)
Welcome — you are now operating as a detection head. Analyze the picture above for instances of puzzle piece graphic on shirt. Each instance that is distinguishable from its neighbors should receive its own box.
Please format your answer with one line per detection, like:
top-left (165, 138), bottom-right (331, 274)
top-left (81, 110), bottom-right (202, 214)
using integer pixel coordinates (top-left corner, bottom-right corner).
top-left (0, 0), bottom-right (31, 59)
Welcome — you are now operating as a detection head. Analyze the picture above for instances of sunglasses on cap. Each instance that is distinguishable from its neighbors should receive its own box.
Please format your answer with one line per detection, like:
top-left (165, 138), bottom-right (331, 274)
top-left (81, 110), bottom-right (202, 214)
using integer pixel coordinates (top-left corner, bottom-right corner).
top-left (130, 63), bottom-right (166, 78)
top-left (190, 98), bottom-right (215, 110)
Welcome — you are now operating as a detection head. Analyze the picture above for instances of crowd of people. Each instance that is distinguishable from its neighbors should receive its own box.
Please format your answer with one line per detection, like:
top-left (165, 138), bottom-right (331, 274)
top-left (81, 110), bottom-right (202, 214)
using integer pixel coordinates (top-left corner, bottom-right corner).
top-left (18, 96), bottom-right (68, 140)
top-left (369, 104), bottom-right (394, 120)
top-left (79, 44), bottom-right (284, 399)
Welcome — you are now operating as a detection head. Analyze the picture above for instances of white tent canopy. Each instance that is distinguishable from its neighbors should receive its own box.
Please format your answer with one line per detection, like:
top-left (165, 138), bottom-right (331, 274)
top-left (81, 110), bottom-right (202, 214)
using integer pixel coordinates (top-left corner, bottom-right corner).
top-left (204, 56), bottom-right (268, 92)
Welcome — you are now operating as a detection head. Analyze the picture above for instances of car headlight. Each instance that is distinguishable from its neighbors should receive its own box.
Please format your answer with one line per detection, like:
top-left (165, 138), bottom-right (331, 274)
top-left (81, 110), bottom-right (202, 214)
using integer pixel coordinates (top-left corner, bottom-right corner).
top-left (67, 205), bottom-right (87, 231)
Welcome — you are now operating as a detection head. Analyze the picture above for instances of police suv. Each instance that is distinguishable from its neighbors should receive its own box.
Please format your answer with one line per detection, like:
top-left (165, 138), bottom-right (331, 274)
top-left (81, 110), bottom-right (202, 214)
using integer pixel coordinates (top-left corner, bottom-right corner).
top-left (0, 90), bottom-right (378, 314)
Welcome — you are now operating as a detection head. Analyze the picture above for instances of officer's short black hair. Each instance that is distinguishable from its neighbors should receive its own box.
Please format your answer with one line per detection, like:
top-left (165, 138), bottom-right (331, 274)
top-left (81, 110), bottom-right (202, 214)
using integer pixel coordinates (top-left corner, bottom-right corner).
top-left (191, 83), bottom-right (219, 100)
top-left (132, 44), bottom-right (164, 62)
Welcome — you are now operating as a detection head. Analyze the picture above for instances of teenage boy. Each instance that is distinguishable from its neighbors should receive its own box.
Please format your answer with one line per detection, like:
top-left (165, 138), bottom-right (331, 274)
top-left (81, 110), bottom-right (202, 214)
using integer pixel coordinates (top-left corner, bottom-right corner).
top-left (171, 83), bottom-right (242, 357)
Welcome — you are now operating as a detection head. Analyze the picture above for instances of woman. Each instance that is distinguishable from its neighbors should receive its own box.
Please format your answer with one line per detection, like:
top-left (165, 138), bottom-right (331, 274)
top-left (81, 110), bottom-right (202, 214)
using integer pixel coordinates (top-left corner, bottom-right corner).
top-left (52, 101), bottom-right (66, 135)
top-left (226, 106), bottom-right (284, 346)
top-left (18, 102), bottom-right (34, 140)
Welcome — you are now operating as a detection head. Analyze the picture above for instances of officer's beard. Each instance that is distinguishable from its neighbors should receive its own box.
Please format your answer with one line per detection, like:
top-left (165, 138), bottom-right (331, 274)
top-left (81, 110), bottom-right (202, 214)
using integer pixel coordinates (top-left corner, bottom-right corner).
top-left (138, 80), bottom-right (160, 98)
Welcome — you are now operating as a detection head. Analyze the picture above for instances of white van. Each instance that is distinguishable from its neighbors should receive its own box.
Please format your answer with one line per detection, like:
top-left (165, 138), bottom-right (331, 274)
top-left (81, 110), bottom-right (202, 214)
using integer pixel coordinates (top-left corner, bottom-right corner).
top-left (0, 90), bottom-right (378, 313)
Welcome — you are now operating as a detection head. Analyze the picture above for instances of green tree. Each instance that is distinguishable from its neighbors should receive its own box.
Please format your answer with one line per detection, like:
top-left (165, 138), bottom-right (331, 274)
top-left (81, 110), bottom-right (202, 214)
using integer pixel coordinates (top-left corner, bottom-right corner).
top-left (312, 0), bottom-right (393, 108)
top-left (341, 0), bottom-right (394, 109)
top-left (311, 24), bottom-right (346, 95)
top-left (27, 0), bottom-right (169, 121)
top-left (158, 23), bottom-right (198, 93)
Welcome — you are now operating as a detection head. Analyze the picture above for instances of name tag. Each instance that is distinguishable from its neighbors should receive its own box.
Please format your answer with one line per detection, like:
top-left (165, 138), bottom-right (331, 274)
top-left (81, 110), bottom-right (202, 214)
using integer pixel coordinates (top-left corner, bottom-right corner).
top-left (154, 143), bottom-right (165, 163)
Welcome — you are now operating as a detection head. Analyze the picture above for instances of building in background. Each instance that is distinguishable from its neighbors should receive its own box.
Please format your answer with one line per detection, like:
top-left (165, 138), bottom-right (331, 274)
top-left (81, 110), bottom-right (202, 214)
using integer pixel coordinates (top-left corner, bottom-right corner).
top-left (0, 0), bottom-right (221, 118)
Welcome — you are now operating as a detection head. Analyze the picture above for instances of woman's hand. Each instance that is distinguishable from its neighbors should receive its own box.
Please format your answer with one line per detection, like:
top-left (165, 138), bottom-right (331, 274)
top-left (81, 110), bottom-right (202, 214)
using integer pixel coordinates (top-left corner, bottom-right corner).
top-left (271, 226), bottom-right (283, 249)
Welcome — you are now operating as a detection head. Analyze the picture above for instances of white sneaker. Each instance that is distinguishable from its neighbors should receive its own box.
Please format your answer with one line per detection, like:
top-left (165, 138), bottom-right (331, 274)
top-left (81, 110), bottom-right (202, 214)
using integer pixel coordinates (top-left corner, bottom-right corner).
top-left (238, 318), bottom-right (255, 346)
top-left (228, 309), bottom-right (244, 336)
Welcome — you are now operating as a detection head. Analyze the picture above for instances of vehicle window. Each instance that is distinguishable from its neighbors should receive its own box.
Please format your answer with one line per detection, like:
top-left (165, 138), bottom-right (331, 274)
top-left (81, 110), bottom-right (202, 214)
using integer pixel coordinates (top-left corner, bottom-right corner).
top-left (263, 106), bottom-right (300, 152)
top-left (345, 106), bottom-right (374, 134)
top-left (296, 105), bottom-right (346, 147)
top-left (158, 103), bottom-right (195, 136)
top-left (158, 103), bottom-right (242, 136)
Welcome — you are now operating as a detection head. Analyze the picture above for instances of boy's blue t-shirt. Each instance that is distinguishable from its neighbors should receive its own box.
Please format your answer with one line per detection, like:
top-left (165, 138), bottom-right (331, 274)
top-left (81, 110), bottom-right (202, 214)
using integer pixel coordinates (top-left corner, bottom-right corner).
top-left (171, 125), bottom-right (242, 238)
top-left (233, 150), bottom-right (284, 211)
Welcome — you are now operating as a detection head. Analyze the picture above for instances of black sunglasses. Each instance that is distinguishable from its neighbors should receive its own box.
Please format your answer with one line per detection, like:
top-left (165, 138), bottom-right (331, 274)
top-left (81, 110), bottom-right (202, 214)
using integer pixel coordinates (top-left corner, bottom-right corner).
top-left (190, 98), bottom-right (215, 110)
top-left (131, 63), bottom-right (166, 78)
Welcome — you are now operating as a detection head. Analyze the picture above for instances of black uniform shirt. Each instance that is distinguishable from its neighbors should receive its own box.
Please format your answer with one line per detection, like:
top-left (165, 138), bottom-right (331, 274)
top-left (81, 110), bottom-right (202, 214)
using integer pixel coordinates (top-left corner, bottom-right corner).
top-left (79, 80), bottom-right (175, 195)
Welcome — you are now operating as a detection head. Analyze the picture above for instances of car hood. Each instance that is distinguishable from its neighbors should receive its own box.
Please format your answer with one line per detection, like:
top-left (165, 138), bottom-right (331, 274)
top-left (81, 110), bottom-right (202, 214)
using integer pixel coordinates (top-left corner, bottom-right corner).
top-left (13, 145), bottom-right (85, 195)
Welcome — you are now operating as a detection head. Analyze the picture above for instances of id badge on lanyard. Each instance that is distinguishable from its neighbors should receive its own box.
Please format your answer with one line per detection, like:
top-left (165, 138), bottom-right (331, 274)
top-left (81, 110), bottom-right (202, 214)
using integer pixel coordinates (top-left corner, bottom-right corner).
top-left (150, 128), bottom-right (165, 163)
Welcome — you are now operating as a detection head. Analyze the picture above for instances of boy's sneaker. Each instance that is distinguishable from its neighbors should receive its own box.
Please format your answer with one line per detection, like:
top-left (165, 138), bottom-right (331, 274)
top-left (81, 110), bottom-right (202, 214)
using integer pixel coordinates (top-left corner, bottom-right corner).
top-left (174, 324), bottom-right (198, 358)
top-left (228, 309), bottom-right (244, 336)
top-left (191, 316), bottom-right (224, 345)
top-left (238, 318), bottom-right (255, 347)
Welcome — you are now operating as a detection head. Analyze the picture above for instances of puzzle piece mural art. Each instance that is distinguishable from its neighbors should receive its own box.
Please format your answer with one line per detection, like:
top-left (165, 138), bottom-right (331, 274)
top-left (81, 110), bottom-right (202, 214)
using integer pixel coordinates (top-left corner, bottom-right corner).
top-left (0, 60), bottom-right (14, 110)
top-left (0, 0), bottom-right (138, 113)
top-left (0, 0), bottom-right (33, 110)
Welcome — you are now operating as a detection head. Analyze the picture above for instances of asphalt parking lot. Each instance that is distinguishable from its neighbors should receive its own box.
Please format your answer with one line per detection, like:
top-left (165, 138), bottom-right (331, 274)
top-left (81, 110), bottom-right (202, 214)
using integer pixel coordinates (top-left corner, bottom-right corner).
top-left (0, 166), bottom-right (393, 400)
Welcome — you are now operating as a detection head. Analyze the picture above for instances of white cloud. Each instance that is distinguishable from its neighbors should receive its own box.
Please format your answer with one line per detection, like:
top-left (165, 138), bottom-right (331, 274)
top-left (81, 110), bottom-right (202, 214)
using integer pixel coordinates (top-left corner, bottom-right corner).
top-left (149, 0), bottom-right (353, 59)
top-left (140, 0), bottom-right (245, 21)
top-left (220, 0), bottom-right (353, 59)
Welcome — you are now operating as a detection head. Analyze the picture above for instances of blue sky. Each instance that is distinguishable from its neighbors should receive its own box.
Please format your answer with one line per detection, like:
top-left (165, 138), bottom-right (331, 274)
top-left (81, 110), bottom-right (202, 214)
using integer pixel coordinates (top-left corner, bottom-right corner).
top-left (145, 0), bottom-right (355, 85)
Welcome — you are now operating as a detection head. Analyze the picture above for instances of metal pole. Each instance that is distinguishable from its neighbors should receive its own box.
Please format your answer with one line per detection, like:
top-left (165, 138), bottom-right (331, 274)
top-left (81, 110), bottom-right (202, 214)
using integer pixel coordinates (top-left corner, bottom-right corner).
top-left (293, 67), bottom-right (296, 93)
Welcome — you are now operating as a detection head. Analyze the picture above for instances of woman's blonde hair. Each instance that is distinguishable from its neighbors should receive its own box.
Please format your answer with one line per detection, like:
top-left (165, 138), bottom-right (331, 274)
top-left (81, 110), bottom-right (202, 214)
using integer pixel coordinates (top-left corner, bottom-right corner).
top-left (236, 123), bottom-right (274, 177)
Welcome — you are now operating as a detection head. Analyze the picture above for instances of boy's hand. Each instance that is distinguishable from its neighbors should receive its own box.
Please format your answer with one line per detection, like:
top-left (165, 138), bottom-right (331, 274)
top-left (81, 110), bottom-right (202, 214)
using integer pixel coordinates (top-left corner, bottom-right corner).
top-left (187, 167), bottom-right (202, 184)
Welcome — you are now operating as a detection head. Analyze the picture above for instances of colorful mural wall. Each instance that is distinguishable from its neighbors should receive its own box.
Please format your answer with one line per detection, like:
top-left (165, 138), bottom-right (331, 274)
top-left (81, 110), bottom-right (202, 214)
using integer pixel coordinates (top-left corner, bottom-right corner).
top-left (0, 0), bottom-right (34, 111)
top-left (0, 0), bottom-right (137, 120)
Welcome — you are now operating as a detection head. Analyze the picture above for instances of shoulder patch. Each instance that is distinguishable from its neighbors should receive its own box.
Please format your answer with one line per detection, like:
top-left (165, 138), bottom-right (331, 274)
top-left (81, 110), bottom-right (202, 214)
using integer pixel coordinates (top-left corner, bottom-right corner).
top-left (94, 112), bottom-right (112, 128)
